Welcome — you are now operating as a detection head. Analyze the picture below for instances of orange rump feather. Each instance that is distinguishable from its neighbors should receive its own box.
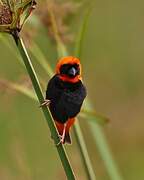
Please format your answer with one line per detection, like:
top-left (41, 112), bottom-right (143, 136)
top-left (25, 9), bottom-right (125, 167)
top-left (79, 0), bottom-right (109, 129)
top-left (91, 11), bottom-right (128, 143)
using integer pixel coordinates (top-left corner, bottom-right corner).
top-left (55, 118), bottom-right (75, 135)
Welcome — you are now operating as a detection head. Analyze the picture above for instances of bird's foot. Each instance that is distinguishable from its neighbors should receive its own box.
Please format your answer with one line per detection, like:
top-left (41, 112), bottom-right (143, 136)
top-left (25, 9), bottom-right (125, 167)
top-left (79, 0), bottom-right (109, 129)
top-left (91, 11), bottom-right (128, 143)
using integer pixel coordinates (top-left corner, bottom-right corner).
top-left (39, 99), bottom-right (50, 107)
top-left (56, 123), bottom-right (67, 146)
top-left (56, 134), bottom-right (65, 146)
top-left (51, 134), bottom-right (64, 146)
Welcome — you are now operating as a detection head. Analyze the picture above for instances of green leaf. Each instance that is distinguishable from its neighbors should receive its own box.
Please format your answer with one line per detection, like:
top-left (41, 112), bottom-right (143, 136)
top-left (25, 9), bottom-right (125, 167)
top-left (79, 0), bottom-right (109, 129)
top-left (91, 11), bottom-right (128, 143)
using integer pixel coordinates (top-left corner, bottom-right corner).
top-left (10, 82), bottom-right (36, 100)
top-left (29, 42), bottom-right (54, 78)
top-left (18, 0), bottom-right (36, 29)
top-left (75, 4), bottom-right (93, 58)
top-left (80, 109), bottom-right (109, 125)
top-left (0, 78), bottom-right (36, 100)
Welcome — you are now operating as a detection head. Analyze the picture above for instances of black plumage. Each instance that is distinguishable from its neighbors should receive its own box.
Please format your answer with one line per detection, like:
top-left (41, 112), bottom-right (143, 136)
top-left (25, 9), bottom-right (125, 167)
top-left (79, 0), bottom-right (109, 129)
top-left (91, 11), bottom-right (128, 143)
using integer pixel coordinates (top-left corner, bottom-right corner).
top-left (46, 75), bottom-right (86, 123)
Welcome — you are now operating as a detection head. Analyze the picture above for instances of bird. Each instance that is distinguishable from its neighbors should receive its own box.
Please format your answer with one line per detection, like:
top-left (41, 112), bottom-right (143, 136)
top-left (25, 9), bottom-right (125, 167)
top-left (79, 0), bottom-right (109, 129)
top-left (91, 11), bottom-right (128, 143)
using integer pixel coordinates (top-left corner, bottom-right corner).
top-left (41, 56), bottom-right (87, 144)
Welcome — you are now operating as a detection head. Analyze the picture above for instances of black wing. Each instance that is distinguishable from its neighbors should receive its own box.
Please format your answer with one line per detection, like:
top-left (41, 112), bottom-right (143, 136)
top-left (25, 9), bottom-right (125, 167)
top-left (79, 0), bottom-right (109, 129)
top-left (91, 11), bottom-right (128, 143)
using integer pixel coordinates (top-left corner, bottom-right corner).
top-left (55, 81), bottom-right (87, 121)
top-left (46, 75), bottom-right (65, 122)
top-left (46, 75), bottom-right (63, 102)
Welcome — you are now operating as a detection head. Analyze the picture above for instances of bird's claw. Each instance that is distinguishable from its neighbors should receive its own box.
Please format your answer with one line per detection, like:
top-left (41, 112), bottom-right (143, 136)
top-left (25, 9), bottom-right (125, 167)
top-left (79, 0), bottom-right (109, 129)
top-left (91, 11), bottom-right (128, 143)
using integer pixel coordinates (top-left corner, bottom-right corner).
top-left (56, 135), bottom-right (65, 146)
top-left (39, 99), bottom-right (50, 107)
top-left (56, 123), bottom-right (66, 146)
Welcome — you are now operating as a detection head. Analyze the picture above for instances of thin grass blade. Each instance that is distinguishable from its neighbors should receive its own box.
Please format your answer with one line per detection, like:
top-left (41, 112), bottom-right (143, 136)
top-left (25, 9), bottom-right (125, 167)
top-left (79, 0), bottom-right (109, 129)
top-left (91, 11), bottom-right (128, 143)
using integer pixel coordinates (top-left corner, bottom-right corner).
top-left (75, 4), bottom-right (93, 58)
top-left (29, 42), bottom-right (54, 77)
top-left (74, 3), bottom-right (123, 180)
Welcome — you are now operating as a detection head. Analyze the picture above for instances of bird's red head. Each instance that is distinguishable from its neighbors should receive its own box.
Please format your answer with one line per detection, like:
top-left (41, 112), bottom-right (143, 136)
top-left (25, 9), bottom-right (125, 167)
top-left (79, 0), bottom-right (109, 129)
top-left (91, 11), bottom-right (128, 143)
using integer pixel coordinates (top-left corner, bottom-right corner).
top-left (56, 56), bottom-right (82, 83)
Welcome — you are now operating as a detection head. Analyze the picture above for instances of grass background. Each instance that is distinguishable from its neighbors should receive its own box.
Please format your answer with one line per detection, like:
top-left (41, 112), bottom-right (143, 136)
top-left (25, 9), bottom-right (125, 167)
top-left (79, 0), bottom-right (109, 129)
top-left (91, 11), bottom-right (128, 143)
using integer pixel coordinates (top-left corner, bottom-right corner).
top-left (0, 0), bottom-right (144, 179)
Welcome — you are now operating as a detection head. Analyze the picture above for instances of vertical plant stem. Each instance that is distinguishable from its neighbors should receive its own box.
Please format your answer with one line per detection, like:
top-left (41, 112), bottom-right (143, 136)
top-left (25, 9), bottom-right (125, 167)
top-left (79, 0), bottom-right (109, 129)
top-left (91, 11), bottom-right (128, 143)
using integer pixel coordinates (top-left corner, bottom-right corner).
top-left (75, 5), bottom-right (123, 179)
top-left (89, 122), bottom-right (122, 180)
top-left (12, 32), bottom-right (75, 180)
top-left (74, 120), bottom-right (96, 180)
top-left (75, 5), bottom-right (93, 59)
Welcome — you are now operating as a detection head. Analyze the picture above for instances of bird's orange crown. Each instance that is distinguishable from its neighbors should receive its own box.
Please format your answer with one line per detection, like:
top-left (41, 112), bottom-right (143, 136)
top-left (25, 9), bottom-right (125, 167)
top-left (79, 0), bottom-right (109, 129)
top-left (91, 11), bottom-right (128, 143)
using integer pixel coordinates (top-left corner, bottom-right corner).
top-left (56, 56), bottom-right (82, 83)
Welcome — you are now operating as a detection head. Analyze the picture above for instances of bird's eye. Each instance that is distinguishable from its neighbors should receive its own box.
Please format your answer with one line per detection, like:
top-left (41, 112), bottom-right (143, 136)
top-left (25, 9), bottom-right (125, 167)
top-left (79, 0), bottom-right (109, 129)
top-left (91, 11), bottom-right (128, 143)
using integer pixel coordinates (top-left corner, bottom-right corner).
top-left (60, 64), bottom-right (69, 74)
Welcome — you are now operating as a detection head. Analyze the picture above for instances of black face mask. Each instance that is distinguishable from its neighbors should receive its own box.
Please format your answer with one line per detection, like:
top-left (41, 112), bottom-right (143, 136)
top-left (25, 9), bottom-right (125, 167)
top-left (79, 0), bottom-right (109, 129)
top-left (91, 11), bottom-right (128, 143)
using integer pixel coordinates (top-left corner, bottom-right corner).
top-left (60, 64), bottom-right (80, 78)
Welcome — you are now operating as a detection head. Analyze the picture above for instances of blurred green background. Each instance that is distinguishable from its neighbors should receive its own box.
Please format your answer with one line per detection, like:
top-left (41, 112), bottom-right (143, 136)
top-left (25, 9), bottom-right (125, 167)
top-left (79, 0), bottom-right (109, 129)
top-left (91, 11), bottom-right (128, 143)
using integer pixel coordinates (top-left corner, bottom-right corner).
top-left (0, 0), bottom-right (144, 179)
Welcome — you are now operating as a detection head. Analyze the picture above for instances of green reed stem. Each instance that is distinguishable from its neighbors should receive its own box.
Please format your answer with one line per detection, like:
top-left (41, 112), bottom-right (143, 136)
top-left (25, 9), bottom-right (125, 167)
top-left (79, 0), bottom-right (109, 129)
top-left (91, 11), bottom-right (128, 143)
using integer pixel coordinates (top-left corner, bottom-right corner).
top-left (12, 32), bottom-right (75, 180)
top-left (73, 120), bottom-right (96, 180)
top-left (75, 4), bottom-right (123, 179)
top-left (89, 122), bottom-right (122, 180)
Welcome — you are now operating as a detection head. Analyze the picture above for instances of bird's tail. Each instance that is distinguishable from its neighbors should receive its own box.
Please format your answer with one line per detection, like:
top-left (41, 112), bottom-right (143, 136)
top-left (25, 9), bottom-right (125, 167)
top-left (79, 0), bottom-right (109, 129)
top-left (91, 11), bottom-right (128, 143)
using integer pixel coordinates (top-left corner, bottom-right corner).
top-left (64, 132), bottom-right (71, 144)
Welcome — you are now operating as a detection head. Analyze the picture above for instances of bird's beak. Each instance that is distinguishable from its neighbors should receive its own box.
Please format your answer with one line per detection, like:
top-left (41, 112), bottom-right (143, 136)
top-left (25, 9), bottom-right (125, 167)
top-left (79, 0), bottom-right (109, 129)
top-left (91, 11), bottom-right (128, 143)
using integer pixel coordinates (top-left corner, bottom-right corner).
top-left (68, 67), bottom-right (77, 77)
